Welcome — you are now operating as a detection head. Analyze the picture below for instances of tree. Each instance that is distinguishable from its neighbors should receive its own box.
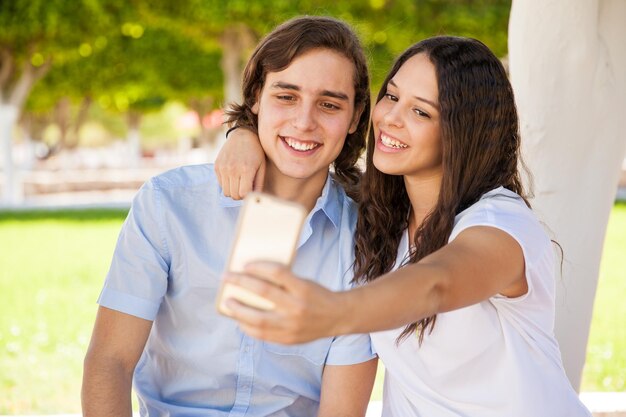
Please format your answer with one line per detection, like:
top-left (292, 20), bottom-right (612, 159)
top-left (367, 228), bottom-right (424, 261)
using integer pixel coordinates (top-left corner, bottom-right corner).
top-left (10, 3), bottom-right (225, 168)
top-left (1, 0), bottom-right (512, 205)
top-left (0, 0), bottom-right (127, 204)
top-left (142, 0), bottom-right (512, 104)
top-left (342, 0), bottom-right (511, 88)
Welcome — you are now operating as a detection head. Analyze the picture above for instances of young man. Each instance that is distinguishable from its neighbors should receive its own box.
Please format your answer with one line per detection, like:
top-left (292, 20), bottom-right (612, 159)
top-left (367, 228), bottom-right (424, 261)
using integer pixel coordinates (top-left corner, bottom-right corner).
top-left (82, 16), bottom-right (376, 417)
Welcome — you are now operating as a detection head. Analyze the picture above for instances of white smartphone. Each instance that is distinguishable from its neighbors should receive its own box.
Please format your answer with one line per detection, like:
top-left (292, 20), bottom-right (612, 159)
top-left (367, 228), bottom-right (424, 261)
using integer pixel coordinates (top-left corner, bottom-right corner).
top-left (217, 192), bottom-right (307, 316)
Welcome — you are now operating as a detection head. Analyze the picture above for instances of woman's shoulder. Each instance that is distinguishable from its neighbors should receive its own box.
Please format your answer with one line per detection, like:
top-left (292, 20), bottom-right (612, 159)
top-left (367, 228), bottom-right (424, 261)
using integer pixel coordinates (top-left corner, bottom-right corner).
top-left (452, 187), bottom-right (552, 259)
top-left (456, 187), bottom-right (535, 226)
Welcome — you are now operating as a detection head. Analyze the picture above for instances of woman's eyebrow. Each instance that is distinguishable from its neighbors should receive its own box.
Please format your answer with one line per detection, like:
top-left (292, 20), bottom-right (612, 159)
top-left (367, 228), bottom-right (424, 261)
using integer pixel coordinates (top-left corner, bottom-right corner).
top-left (388, 79), bottom-right (439, 109)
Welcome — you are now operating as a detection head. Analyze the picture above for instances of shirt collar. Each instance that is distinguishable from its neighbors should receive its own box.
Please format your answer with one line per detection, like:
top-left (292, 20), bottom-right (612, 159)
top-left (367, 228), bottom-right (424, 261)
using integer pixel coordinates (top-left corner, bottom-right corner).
top-left (310, 174), bottom-right (342, 229)
top-left (217, 174), bottom-right (343, 228)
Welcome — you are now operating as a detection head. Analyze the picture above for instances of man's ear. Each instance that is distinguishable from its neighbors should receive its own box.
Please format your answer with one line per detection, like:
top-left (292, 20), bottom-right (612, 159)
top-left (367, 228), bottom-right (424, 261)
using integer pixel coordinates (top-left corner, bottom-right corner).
top-left (348, 104), bottom-right (365, 134)
top-left (251, 88), bottom-right (261, 114)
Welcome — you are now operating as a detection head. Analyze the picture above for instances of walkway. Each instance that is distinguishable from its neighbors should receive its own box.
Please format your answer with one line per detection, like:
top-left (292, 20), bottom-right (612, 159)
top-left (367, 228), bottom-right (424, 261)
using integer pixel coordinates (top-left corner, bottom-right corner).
top-left (2, 393), bottom-right (626, 417)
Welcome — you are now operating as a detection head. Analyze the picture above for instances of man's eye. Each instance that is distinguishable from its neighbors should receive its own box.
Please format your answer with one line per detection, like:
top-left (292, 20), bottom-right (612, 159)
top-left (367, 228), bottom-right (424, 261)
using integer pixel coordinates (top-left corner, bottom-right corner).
top-left (277, 95), bottom-right (295, 101)
top-left (321, 102), bottom-right (340, 110)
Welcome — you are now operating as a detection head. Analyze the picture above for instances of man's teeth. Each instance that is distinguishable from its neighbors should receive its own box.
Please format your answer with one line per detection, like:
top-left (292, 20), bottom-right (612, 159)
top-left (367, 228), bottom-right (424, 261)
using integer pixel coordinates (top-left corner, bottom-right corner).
top-left (381, 134), bottom-right (408, 149)
top-left (285, 137), bottom-right (319, 151)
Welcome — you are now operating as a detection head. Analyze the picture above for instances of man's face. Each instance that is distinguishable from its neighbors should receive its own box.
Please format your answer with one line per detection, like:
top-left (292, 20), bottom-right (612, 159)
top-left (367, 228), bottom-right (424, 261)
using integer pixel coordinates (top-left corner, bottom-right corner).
top-left (253, 48), bottom-right (360, 185)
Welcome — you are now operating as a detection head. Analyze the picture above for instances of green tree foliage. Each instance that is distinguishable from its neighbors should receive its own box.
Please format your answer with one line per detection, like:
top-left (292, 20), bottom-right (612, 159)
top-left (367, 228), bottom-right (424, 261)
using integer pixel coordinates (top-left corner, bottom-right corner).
top-left (23, 6), bottom-right (224, 146)
top-left (137, 0), bottom-right (511, 100)
top-left (4, 0), bottom-right (512, 145)
top-left (346, 0), bottom-right (511, 88)
top-left (0, 0), bottom-right (130, 108)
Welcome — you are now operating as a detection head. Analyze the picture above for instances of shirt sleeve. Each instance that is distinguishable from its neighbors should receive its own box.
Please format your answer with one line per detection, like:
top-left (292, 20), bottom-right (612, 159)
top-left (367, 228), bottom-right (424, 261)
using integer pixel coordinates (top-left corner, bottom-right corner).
top-left (325, 332), bottom-right (376, 365)
top-left (97, 179), bottom-right (171, 321)
top-left (449, 194), bottom-right (555, 309)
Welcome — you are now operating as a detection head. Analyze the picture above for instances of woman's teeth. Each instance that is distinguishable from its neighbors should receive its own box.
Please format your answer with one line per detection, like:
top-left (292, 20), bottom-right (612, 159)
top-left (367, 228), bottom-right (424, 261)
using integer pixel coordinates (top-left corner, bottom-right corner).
top-left (381, 134), bottom-right (408, 149)
top-left (285, 137), bottom-right (320, 151)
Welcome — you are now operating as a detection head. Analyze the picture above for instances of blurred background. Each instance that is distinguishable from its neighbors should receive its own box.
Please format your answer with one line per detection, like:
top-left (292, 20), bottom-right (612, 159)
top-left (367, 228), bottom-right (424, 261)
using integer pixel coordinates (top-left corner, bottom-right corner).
top-left (0, 0), bottom-right (624, 414)
top-left (0, 0), bottom-right (513, 208)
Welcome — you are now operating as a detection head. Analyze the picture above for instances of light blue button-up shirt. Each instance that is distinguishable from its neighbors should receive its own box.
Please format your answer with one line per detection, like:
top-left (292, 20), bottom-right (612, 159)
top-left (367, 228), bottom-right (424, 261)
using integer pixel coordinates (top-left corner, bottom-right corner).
top-left (98, 164), bottom-right (374, 417)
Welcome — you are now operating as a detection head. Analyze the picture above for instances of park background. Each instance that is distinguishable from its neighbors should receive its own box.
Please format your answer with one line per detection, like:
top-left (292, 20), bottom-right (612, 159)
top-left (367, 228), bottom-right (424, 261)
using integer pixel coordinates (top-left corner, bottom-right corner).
top-left (1, 0), bottom-right (625, 414)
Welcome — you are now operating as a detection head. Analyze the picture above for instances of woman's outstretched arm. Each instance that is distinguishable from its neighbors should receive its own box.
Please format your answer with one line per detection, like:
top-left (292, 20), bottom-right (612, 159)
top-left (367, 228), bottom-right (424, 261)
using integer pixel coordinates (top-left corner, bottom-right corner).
top-left (223, 225), bottom-right (527, 343)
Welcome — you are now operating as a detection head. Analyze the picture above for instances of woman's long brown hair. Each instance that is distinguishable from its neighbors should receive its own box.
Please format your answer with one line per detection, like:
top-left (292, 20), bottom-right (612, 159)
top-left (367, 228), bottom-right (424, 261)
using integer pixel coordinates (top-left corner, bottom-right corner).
top-left (353, 36), bottom-right (530, 344)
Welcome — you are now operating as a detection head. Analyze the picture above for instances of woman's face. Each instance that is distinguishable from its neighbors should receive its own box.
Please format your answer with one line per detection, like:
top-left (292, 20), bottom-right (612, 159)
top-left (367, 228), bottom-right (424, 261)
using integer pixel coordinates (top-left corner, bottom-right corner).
top-left (372, 53), bottom-right (443, 181)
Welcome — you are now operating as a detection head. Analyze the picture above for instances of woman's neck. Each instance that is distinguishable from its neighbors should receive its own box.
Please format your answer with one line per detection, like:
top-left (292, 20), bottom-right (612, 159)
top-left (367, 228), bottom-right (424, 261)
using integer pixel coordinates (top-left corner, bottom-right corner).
top-left (404, 174), bottom-right (442, 240)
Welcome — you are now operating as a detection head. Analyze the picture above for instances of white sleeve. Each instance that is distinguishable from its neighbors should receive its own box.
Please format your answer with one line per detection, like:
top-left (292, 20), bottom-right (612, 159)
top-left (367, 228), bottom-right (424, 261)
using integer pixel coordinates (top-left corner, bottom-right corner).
top-left (449, 195), bottom-right (555, 307)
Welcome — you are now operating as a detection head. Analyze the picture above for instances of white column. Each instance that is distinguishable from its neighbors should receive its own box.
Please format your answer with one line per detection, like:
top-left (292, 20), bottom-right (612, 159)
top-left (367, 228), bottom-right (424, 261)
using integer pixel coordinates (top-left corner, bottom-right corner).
top-left (509, 0), bottom-right (626, 389)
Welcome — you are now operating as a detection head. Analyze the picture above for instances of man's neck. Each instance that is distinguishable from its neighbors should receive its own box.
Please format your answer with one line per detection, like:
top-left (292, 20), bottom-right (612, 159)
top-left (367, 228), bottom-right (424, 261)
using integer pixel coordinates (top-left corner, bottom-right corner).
top-left (263, 165), bottom-right (328, 212)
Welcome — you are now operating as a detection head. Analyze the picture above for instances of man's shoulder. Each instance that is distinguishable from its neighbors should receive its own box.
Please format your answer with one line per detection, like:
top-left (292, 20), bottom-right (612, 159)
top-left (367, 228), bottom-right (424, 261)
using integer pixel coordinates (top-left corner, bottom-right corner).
top-left (132, 164), bottom-right (222, 215)
top-left (149, 164), bottom-right (216, 190)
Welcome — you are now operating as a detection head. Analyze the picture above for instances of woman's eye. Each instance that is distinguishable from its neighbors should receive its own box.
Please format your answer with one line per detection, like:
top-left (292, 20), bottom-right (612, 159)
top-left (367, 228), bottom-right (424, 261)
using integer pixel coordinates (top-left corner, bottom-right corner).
top-left (384, 93), bottom-right (398, 102)
top-left (413, 108), bottom-right (430, 118)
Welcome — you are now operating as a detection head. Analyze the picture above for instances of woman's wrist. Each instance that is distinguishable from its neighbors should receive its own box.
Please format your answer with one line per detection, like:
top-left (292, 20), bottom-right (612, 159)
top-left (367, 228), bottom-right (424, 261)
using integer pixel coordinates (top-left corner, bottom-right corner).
top-left (225, 124), bottom-right (256, 139)
top-left (331, 289), bottom-right (361, 336)
top-left (225, 125), bottom-right (240, 139)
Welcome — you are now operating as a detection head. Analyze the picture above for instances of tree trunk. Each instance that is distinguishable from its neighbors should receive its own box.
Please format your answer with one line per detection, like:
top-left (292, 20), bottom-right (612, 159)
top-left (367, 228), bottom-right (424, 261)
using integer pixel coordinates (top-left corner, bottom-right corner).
top-left (219, 26), bottom-right (254, 152)
top-left (127, 111), bottom-right (142, 167)
top-left (189, 97), bottom-right (214, 145)
top-left (72, 96), bottom-right (92, 147)
top-left (509, 0), bottom-right (626, 390)
top-left (55, 97), bottom-right (72, 149)
top-left (1, 103), bottom-right (20, 205)
top-left (0, 48), bottom-right (51, 205)
top-left (220, 26), bottom-right (247, 107)
top-left (18, 114), bottom-right (36, 170)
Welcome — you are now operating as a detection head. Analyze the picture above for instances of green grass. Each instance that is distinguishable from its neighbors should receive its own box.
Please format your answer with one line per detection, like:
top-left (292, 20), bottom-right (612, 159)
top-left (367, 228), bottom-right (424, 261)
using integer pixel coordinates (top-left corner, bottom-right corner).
top-left (0, 205), bottom-right (624, 412)
top-left (0, 209), bottom-right (127, 414)
top-left (581, 202), bottom-right (626, 392)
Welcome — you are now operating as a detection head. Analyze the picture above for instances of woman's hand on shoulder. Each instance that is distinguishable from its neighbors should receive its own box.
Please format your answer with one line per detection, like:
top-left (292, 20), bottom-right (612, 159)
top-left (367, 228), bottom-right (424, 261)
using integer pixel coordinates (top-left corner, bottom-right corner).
top-left (215, 127), bottom-right (266, 200)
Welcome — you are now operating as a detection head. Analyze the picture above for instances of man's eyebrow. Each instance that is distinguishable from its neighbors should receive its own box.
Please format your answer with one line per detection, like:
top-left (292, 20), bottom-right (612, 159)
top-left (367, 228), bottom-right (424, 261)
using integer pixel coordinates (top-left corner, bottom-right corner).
top-left (321, 90), bottom-right (349, 101)
top-left (271, 82), bottom-right (349, 101)
top-left (389, 79), bottom-right (439, 109)
top-left (271, 81), bottom-right (300, 91)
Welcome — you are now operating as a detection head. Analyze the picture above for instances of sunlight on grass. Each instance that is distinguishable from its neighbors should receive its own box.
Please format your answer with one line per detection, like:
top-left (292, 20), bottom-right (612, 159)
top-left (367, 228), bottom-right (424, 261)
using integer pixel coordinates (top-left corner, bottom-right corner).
top-left (0, 205), bottom-right (624, 412)
top-left (0, 210), bottom-right (126, 413)
top-left (581, 203), bottom-right (626, 392)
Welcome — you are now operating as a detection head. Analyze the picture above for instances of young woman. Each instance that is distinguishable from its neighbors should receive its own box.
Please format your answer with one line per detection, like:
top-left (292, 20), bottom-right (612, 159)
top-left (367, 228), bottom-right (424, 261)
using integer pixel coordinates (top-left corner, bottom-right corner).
top-left (216, 36), bottom-right (591, 417)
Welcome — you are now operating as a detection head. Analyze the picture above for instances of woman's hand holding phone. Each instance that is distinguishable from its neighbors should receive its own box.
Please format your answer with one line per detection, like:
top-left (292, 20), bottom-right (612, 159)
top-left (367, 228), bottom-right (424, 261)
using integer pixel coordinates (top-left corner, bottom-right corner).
top-left (223, 261), bottom-right (347, 345)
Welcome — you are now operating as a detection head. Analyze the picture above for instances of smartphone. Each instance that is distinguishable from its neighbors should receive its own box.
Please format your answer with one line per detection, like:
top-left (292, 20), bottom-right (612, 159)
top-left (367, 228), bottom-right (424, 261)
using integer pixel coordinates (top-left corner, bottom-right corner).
top-left (217, 192), bottom-right (307, 316)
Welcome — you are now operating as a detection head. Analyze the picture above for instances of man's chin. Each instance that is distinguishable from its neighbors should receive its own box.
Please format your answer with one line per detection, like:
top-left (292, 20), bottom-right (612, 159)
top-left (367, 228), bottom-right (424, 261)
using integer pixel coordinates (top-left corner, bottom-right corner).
top-left (275, 165), bottom-right (326, 182)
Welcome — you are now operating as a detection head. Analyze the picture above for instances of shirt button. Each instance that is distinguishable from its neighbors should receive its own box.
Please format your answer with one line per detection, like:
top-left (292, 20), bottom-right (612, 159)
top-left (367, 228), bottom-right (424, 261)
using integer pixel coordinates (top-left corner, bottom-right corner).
top-left (244, 346), bottom-right (250, 353)
top-left (241, 384), bottom-right (249, 390)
